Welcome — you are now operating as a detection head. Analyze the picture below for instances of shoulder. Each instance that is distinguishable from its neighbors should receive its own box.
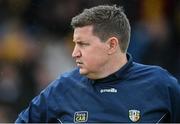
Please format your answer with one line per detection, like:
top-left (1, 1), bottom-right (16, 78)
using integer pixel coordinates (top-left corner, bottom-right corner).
top-left (132, 62), bottom-right (172, 77)
top-left (57, 67), bottom-right (87, 86)
top-left (41, 68), bottom-right (86, 96)
top-left (132, 62), bottom-right (166, 73)
top-left (131, 62), bottom-right (179, 87)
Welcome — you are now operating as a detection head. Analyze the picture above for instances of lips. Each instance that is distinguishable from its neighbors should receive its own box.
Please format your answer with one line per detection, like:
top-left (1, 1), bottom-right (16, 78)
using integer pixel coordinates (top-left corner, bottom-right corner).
top-left (76, 61), bottom-right (83, 66)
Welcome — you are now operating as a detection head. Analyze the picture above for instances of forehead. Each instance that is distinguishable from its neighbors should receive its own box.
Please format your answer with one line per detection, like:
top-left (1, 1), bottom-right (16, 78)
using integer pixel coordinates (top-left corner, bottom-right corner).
top-left (73, 25), bottom-right (94, 41)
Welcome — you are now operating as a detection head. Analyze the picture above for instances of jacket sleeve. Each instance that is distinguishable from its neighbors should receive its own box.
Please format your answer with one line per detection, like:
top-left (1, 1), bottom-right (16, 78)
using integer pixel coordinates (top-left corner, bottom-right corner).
top-left (15, 80), bottom-right (58, 123)
top-left (15, 77), bottom-right (66, 123)
top-left (168, 76), bottom-right (180, 122)
top-left (15, 87), bottom-right (51, 123)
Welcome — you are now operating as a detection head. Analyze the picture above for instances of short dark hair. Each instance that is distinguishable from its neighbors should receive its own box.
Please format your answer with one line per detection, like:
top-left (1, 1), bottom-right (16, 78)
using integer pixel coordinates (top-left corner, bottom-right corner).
top-left (71, 5), bottom-right (131, 53)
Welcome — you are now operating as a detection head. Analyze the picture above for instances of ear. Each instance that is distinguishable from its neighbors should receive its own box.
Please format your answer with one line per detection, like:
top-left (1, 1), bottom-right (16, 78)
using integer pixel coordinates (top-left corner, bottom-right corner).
top-left (106, 37), bottom-right (119, 55)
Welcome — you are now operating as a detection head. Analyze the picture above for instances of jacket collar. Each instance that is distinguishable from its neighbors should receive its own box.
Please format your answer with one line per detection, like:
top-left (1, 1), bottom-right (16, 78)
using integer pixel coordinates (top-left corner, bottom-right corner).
top-left (92, 53), bottom-right (133, 84)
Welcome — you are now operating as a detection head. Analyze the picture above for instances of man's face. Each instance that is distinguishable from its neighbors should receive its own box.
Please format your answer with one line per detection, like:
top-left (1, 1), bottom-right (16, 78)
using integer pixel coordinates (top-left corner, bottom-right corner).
top-left (72, 25), bottom-right (109, 79)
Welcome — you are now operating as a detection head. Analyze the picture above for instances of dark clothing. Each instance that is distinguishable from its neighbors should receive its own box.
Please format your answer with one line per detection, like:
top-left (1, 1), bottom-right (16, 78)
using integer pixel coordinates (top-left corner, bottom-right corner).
top-left (15, 54), bottom-right (180, 123)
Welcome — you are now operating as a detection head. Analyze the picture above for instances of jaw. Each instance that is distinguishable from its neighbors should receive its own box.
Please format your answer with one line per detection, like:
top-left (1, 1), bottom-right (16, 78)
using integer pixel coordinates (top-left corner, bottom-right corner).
top-left (77, 57), bottom-right (111, 79)
top-left (79, 67), bottom-right (104, 80)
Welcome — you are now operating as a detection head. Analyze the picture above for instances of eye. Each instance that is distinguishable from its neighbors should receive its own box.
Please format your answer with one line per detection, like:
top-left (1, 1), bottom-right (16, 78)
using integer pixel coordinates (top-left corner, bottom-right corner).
top-left (78, 42), bottom-right (89, 47)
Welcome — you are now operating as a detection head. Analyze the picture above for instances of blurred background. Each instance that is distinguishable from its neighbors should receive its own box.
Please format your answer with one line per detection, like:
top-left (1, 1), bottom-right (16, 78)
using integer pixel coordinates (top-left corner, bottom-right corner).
top-left (0, 0), bottom-right (179, 122)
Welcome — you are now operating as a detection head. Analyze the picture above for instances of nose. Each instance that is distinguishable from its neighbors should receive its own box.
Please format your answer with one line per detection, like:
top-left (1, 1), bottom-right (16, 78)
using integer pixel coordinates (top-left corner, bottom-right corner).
top-left (72, 45), bottom-right (81, 58)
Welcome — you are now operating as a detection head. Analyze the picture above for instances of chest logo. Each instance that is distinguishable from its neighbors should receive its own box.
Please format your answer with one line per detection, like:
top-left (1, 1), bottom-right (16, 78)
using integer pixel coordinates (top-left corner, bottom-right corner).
top-left (100, 88), bottom-right (117, 93)
top-left (129, 110), bottom-right (140, 122)
top-left (74, 111), bottom-right (88, 123)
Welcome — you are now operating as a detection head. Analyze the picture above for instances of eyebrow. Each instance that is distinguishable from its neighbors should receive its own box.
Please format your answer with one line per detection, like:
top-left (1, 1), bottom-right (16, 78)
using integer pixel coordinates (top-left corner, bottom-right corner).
top-left (73, 40), bottom-right (86, 43)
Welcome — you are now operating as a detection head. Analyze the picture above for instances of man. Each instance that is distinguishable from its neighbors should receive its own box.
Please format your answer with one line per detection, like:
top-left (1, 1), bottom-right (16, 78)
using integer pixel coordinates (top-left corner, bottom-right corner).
top-left (15, 5), bottom-right (180, 123)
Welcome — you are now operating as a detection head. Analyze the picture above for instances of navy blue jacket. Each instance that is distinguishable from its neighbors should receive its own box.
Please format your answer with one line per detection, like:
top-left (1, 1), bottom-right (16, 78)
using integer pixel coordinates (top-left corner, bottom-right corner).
top-left (15, 55), bottom-right (180, 123)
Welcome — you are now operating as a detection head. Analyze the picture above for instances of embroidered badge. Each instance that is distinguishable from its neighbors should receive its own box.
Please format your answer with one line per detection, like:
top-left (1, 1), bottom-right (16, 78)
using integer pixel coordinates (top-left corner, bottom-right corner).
top-left (74, 111), bottom-right (88, 123)
top-left (129, 110), bottom-right (140, 122)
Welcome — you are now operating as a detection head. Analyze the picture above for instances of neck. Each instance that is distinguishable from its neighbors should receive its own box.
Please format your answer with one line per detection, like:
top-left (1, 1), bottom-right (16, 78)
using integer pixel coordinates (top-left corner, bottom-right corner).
top-left (105, 53), bottom-right (127, 76)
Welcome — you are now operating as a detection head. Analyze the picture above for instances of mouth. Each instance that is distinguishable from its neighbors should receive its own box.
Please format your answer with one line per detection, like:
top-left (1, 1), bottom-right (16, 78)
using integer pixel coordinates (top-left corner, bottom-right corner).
top-left (76, 61), bottom-right (83, 66)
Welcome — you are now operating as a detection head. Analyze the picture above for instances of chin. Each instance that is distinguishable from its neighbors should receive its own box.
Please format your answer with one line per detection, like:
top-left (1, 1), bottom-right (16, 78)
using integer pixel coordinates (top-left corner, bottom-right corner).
top-left (79, 68), bottom-right (88, 75)
top-left (79, 69), bottom-right (95, 79)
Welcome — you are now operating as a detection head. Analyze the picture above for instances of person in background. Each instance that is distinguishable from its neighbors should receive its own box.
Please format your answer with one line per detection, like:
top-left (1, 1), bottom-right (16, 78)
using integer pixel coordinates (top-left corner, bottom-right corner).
top-left (15, 5), bottom-right (180, 123)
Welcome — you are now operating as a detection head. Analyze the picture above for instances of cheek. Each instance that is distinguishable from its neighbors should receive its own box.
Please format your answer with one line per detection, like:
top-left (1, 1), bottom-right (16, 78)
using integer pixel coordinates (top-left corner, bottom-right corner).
top-left (83, 51), bottom-right (108, 68)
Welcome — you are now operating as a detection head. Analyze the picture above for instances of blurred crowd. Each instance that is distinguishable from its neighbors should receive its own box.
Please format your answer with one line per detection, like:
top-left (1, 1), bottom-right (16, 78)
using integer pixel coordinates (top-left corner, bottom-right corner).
top-left (0, 0), bottom-right (179, 122)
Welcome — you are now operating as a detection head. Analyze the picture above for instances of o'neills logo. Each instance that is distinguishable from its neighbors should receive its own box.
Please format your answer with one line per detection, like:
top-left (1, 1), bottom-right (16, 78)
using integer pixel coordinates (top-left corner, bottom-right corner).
top-left (100, 88), bottom-right (117, 93)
